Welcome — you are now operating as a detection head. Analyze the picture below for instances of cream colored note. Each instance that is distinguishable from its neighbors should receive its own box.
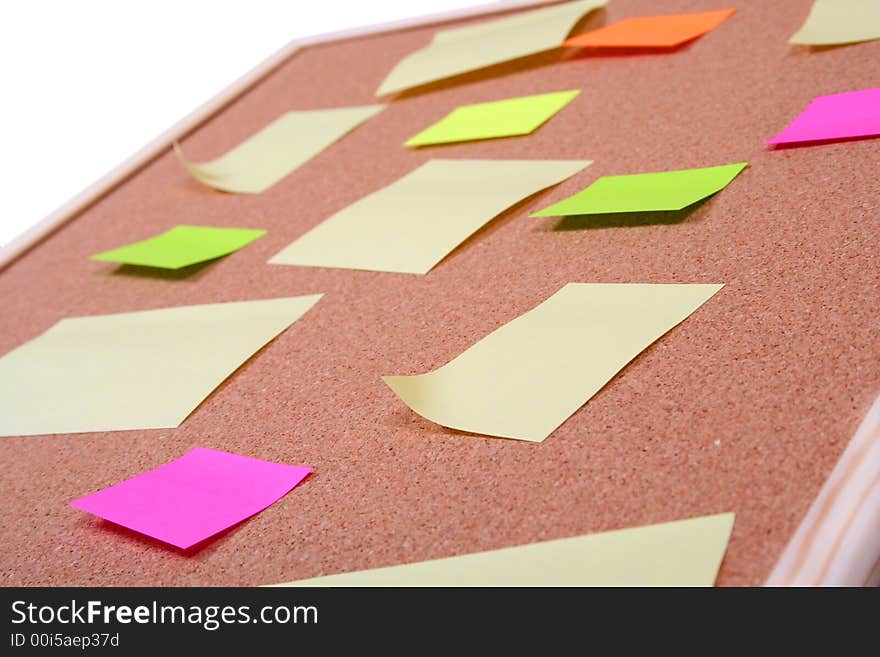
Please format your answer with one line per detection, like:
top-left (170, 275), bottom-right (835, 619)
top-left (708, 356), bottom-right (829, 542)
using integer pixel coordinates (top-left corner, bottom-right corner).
top-left (789, 0), bottom-right (880, 46)
top-left (0, 296), bottom-right (322, 437)
top-left (384, 283), bottom-right (723, 441)
top-left (176, 105), bottom-right (384, 193)
top-left (376, 0), bottom-right (607, 96)
top-left (270, 512), bottom-right (735, 586)
top-left (269, 159), bottom-right (590, 275)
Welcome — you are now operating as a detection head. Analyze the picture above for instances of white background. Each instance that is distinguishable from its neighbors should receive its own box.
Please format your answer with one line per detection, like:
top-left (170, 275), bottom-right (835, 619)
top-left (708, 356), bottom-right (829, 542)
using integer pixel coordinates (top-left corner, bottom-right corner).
top-left (0, 0), bottom-right (494, 247)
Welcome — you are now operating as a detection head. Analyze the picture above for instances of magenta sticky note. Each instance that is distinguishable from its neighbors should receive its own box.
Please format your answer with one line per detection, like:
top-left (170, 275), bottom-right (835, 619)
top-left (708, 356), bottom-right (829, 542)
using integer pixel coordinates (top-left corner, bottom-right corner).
top-left (766, 88), bottom-right (880, 146)
top-left (70, 447), bottom-right (312, 549)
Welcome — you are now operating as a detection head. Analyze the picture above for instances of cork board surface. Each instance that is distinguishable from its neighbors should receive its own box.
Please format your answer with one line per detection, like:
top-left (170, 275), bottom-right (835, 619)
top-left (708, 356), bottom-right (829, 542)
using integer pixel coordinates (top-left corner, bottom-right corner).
top-left (1, 0), bottom-right (878, 587)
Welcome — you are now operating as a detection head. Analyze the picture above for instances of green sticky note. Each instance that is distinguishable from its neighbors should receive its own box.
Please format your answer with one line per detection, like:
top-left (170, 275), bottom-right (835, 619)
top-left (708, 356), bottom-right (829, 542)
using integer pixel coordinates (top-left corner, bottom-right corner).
top-left (405, 90), bottom-right (580, 147)
top-left (531, 162), bottom-right (748, 216)
top-left (91, 225), bottom-right (267, 269)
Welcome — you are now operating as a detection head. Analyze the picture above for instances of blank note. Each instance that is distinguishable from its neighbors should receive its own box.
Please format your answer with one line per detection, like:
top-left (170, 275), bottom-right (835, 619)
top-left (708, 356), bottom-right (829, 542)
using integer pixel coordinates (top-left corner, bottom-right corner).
top-left (564, 9), bottom-right (735, 49)
top-left (70, 447), bottom-right (312, 549)
top-left (789, 0), bottom-right (880, 46)
top-left (271, 512), bottom-right (735, 586)
top-left (0, 296), bottom-right (322, 436)
top-left (405, 90), bottom-right (580, 147)
top-left (91, 225), bottom-right (266, 269)
top-left (531, 163), bottom-right (748, 216)
top-left (376, 0), bottom-right (606, 96)
top-left (383, 283), bottom-right (723, 442)
top-left (766, 88), bottom-right (880, 146)
top-left (269, 159), bottom-right (591, 275)
top-left (177, 105), bottom-right (384, 193)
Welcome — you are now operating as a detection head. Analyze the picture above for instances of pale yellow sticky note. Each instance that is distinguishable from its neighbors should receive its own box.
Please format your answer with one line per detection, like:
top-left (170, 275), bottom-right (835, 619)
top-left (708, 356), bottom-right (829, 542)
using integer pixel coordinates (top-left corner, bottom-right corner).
top-left (789, 0), bottom-right (880, 46)
top-left (177, 105), bottom-right (384, 193)
top-left (269, 512), bottom-right (735, 586)
top-left (0, 296), bottom-right (322, 437)
top-left (269, 159), bottom-right (591, 275)
top-left (384, 283), bottom-right (723, 441)
top-left (376, 0), bottom-right (607, 96)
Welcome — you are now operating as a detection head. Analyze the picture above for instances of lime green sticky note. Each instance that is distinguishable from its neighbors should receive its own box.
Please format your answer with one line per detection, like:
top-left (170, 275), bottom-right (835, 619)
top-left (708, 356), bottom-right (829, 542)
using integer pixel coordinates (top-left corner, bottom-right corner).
top-left (91, 225), bottom-right (267, 269)
top-left (405, 90), bottom-right (580, 147)
top-left (531, 162), bottom-right (748, 216)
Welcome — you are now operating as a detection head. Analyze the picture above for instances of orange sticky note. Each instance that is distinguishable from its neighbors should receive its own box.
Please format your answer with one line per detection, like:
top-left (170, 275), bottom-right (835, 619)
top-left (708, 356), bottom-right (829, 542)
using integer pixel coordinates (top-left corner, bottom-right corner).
top-left (565, 9), bottom-right (735, 49)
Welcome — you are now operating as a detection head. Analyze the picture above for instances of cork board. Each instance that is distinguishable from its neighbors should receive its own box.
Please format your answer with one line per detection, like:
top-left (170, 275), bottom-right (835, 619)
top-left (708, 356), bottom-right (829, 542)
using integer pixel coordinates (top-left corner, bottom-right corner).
top-left (1, 0), bottom-right (878, 587)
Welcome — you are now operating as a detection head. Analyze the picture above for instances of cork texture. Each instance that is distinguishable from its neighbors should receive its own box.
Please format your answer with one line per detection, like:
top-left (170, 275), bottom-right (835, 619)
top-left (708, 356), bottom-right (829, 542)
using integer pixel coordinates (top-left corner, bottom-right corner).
top-left (0, 0), bottom-right (878, 586)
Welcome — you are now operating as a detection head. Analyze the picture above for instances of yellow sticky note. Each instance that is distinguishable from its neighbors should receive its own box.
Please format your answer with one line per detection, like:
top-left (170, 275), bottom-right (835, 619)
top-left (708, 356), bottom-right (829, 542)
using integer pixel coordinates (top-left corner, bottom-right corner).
top-left (269, 512), bottom-right (735, 587)
top-left (269, 159), bottom-right (591, 275)
top-left (789, 0), bottom-right (880, 46)
top-left (384, 283), bottom-right (723, 441)
top-left (0, 296), bottom-right (322, 437)
top-left (176, 105), bottom-right (384, 193)
top-left (405, 90), bottom-right (580, 147)
top-left (377, 0), bottom-right (606, 96)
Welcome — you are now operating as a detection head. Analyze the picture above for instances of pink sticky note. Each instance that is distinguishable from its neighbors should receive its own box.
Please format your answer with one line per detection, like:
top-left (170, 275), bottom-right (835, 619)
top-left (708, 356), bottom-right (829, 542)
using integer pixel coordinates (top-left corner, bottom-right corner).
top-left (70, 447), bottom-right (312, 549)
top-left (766, 88), bottom-right (880, 146)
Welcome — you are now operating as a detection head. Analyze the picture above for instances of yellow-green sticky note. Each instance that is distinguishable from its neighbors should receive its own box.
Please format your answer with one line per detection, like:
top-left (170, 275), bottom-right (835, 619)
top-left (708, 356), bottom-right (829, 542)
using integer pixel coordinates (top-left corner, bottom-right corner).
top-left (531, 162), bottom-right (748, 216)
top-left (91, 225), bottom-right (266, 269)
top-left (405, 90), bottom-right (580, 147)
top-left (267, 512), bottom-right (735, 587)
